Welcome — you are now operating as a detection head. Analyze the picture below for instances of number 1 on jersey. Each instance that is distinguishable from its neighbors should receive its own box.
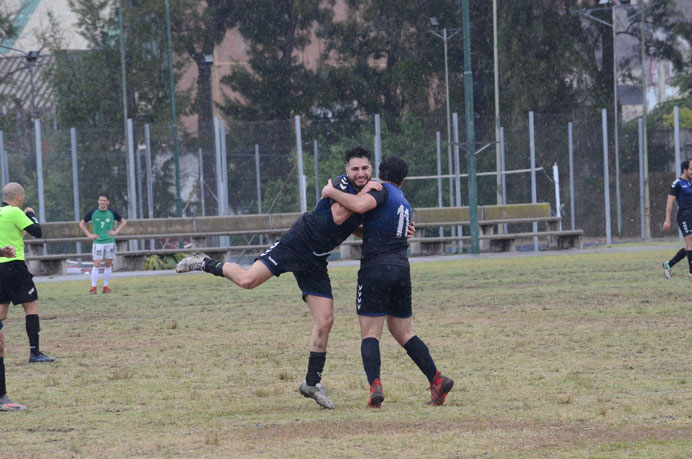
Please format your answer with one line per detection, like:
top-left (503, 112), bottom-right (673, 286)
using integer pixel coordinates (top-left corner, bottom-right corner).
top-left (396, 205), bottom-right (410, 238)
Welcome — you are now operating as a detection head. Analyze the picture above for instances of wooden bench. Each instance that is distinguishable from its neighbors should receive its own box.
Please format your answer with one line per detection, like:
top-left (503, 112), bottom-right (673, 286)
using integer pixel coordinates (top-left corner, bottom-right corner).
top-left (23, 203), bottom-right (582, 275)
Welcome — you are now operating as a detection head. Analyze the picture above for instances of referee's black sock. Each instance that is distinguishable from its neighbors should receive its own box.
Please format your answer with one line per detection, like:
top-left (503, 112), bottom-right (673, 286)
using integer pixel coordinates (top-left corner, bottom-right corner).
top-left (361, 338), bottom-right (381, 385)
top-left (404, 336), bottom-right (437, 383)
top-left (203, 258), bottom-right (225, 277)
top-left (0, 357), bottom-right (6, 397)
top-left (669, 248), bottom-right (686, 267)
top-left (686, 251), bottom-right (692, 274)
top-left (305, 351), bottom-right (326, 387)
top-left (26, 314), bottom-right (40, 356)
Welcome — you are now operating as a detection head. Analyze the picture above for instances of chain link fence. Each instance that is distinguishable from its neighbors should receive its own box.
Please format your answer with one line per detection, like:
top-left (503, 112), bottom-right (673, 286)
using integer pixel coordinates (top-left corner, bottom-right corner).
top-left (0, 110), bottom-right (689, 247)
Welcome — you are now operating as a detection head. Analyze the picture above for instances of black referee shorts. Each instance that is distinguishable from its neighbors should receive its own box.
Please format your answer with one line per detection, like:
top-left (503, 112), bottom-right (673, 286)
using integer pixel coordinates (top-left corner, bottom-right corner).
top-left (256, 230), bottom-right (333, 300)
top-left (356, 263), bottom-right (412, 318)
top-left (0, 260), bottom-right (39, 305)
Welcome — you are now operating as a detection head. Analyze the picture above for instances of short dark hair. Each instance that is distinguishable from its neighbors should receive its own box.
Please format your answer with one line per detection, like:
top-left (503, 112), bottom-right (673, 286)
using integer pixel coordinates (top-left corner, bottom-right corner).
top-left (682, 160), bottom-right (691, 173)
top-left (379, 156), bottom-right (408, 186)
top-left (99, 193), bottom-right (110, 200)
top-left (344, 146), bottom-right (371, 164)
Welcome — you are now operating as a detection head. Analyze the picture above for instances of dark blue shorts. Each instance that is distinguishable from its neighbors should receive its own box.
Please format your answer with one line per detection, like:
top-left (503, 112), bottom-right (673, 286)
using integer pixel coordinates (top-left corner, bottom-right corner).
top-left (677, 212), bottom-right (692, 236)
top-left (257, 230), bottom-right (333, 300)
top-left (356, 263), bottom-right (412, 318)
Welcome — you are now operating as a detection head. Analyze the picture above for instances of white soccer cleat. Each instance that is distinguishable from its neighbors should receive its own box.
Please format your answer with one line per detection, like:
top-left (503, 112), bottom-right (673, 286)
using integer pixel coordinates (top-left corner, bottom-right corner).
top-left (299, 381), bottom-right (335, 409)
top-left (175, 252), bottom-right (209, 273)
top-left (662, 261), bottom-right (672, 279)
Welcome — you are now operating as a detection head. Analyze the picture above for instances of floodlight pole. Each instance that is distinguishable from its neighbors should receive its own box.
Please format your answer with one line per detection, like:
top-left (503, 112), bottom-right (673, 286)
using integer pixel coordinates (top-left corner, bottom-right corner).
top-left (462, 0), bottom-right (479, 254)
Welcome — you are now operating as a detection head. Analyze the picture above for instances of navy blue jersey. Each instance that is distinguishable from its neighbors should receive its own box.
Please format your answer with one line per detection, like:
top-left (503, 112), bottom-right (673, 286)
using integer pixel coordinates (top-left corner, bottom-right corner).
top-left (291, 175), bottom-right (363, 255)
top-left (669, 177), bottom-right (692, 214)
top-left (361, 183), bottom-right (411, 267)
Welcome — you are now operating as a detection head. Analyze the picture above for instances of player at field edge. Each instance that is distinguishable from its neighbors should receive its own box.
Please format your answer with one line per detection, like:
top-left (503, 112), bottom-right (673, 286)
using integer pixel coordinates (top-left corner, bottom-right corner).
top-left (662, 159), bottom-right (692, 279)
top-left (176, 146), bottom-right (389, 410)
top-left (321, 156), bottom-right (453, 408)
top-left (79, 194), bottom-right (127, 294)
top-left (0, 182), bottom-right (55, 364)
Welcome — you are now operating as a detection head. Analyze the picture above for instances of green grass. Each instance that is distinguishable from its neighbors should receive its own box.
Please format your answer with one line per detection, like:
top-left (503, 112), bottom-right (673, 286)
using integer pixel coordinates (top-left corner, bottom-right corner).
top-left (1, 249), bottom-right (691, 457)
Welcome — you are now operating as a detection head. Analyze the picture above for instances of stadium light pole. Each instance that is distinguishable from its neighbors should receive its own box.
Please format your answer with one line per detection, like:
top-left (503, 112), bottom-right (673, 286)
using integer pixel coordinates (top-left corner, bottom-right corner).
top-left (429, 18), bottom-right (460, 209)
top-left (461, 0), bottom-right (480, 254)
top-left (165, 0), bottom-right (183, 220)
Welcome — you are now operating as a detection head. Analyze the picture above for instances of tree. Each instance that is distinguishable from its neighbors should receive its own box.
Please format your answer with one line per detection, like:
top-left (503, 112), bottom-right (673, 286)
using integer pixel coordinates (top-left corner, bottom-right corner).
top-left (219, 0), bottom-right (330, 121)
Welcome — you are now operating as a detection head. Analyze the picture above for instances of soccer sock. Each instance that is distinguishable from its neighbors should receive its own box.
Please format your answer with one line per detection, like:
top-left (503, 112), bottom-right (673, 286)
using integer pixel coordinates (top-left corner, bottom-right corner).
top-left (305, 351), bottom-right (326, 387)
top-left (104, 267), bottom-right (112, 286)
top-left (686, 251), bottom-right (692, 274)
top-left (203, 258), bottom-right (225, 277)
top-left (26, 314), bottom-right (40, 356)
top-left (669, 248), bottom-right (686, 267)
top-left (91, 267), bottom-right (99, 287)
top-left (404, 336), bottom-right (437, 383)
top-left (0, 357), bottom-right (6, 397)
top-left (361, 337), bottom-right (381, 385)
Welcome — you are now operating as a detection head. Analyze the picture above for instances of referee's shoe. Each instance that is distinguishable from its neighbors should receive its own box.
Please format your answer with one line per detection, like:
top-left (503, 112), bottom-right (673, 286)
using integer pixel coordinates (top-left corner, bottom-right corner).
top-left (29, 351), bottom-right (55, 363)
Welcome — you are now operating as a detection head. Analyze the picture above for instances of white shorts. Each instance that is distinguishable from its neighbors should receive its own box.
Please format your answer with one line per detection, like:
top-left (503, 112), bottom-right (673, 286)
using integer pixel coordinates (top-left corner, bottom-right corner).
top-left (92, 242), bottom-right (116, 260)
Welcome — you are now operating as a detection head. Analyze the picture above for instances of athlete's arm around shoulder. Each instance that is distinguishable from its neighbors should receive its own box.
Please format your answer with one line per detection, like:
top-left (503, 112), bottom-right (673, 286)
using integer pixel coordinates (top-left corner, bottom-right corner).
top-left (322, 180), bottom-right (382, 214)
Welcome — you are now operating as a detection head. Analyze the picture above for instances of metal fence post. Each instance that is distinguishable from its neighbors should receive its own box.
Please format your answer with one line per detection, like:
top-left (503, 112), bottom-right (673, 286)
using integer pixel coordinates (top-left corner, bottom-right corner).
top-left (453, 112), bottom-right (462, 252)
top-left (674, 106), bottom-right (682, 241)
top-left (34, 119), bottom-right (45, 222)
top-left (220, 120), bottom-right (229, 217)
top-left (568, 122), bottom-right (575, 231)
top-left (602, 109), bottom-right (612, 245)
top-left (0, 131), bottom-right (8, 186)
top-left (198, 148), bottom-right (205, 217)
top-left (638, 118), bottom-right (645, 240)
top-left (70, 127), bottom-right (82, 258)
top-left (500, 126), bottom-right (507, 234)
top-left (529, 112), bottom-right (537, 251)
top-left (295, 115), bottom-right (307, 213)
top-left (214, 117), bottom-right (223, 216)
top-left (436, 131), bottom-right (443, 237)
top-left (553, 163), bottom-right (562, 231)
top-left (126, 118), bottom-right (138, 251)
top-left (144, 124), bottom-right (154, 249)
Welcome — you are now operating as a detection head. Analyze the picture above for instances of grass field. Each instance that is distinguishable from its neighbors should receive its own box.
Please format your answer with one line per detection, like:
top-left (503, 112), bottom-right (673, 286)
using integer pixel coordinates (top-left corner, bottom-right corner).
top-left (1, 249), bottom-right (691, 457)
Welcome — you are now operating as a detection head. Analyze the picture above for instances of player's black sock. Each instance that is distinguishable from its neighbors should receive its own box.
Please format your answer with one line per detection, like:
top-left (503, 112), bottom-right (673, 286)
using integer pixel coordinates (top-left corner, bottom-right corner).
top-left (203, 258), bottom-right (225, 277)
top-left (686, 251), bottom-right (692, 274)
top-left (669, 248), bottom-right (686, 267)
top-left (361, 338), bottom-right (381, 385)
top-left (305, 351), bottom-right (326, 387)
top-left (26, 314), bottom-right (40, 356)
top-left (404, 336), bottom-right (437, 383)
top-left (0, 357), bottom-right (6, 397)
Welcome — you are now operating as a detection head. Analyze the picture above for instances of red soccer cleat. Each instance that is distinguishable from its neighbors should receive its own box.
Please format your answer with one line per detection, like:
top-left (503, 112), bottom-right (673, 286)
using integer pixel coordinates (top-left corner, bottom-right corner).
top-left (102, 286), bottom-right (113, 294)
top-left (427, 370), bottom-right (454, 406)
top-left (367, 378), bottom-right (384, 408)
top-left (89, 287), bottom-right (97, 295)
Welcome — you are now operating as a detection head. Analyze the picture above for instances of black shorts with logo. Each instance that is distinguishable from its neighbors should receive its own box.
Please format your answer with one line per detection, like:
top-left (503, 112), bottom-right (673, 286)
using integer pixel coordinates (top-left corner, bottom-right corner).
top-left (356, 263), bottom-right (412, 318)
top-left (256, 229), bottom-right (332, 300)
top-left (0, 260), bottom-right (39, 305)
top-left (677, 212), bottom-right (692, 236)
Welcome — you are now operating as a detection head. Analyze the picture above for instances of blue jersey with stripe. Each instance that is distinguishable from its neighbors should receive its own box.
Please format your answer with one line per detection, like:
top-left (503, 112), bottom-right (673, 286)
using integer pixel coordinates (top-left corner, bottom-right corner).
top-left (361, 182), bottom-right (411, 267)
top-left (669, 177), bottom-right (692, 214)
top-left (291, 175), bottom-right (363, 255)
